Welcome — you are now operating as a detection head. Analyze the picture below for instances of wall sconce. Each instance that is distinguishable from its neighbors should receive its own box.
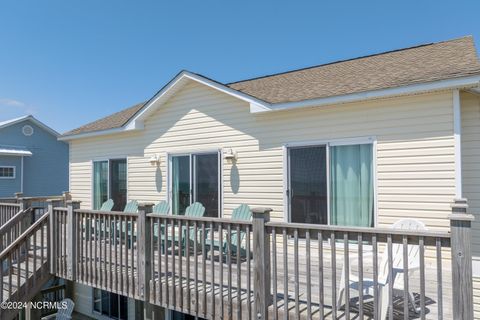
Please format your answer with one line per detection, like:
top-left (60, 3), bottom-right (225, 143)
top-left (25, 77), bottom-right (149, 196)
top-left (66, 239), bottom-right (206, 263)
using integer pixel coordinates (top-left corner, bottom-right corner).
top-left (149, 154), bottom-right (160, 166)
top-left (223, 148), bottom-right (238, 160)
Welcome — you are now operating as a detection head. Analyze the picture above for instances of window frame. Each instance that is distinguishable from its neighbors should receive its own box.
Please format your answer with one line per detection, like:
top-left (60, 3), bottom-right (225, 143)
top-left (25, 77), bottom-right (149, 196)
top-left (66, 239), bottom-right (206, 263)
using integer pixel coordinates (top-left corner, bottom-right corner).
top-left (92, 288), bottom-right (128, 320)
top-left (167, 149), bottom-right (223, 217)
top-left (0, 166), bottom-right (16, 179)
top-left (283, 137), bottom-right (377, 227)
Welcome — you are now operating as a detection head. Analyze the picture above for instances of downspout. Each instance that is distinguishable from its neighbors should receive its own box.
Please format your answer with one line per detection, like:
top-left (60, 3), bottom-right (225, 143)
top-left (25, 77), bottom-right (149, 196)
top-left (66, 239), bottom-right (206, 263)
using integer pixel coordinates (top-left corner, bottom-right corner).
top-left (453, 89), bottom-right (463, 199)
top-left (20, 156), bottom-right (24, 194)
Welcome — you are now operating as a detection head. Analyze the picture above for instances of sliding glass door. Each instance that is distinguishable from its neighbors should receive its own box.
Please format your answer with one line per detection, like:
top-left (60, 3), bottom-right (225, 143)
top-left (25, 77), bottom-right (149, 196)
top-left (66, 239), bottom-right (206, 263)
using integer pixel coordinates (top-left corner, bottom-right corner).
top-left (288, 146), bottom-right (328, 224)
top-left (110, 159), bottom-right (127, 211)
top-left (287, 142), bottom-right (374, 227)
top-left (171, 152), bottom-right (220, 217)
top-left (93, 159), bottom-right (127, 211)
top-left (172, 156), bottom-right (191, 215)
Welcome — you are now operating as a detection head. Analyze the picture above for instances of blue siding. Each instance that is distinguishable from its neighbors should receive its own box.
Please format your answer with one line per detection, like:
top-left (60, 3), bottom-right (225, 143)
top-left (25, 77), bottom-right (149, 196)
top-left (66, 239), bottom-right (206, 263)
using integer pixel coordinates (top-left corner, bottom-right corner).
top-left (0, 119), bottom-right (68, 197)
top-left (0, 156), bottom-right (22, 197)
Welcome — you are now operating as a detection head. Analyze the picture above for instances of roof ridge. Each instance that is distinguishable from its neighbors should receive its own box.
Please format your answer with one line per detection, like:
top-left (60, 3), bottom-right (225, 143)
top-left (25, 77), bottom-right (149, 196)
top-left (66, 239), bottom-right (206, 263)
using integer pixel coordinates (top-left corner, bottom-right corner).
top-left (227, 36), bottom-right (474, 86)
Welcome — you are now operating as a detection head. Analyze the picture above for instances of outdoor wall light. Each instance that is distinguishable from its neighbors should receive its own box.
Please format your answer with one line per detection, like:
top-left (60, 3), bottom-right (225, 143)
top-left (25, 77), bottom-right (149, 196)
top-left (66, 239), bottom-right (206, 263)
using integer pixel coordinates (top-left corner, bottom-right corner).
top-left (149, 154), bottom-right (160, 166)
top-left (223, 148), bottom-right (238, 160)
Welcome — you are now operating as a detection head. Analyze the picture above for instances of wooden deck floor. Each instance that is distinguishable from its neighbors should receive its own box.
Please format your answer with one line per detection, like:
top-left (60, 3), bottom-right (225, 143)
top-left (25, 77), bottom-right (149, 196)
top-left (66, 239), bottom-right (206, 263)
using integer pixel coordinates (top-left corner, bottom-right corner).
top-left (66, 236), bottom-right (453, 320)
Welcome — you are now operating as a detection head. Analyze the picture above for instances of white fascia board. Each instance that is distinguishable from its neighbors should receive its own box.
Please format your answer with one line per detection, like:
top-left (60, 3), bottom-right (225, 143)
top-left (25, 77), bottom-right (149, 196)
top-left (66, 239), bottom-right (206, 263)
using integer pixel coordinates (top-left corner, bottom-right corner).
top-left (254, 75), bottom-right (480, 113)
top-left (0, 115), bottom-right (60, 137)
top-left (58, 127), bottom-right (126, 141)
top-left (125, 71), bottom-right (271, 129)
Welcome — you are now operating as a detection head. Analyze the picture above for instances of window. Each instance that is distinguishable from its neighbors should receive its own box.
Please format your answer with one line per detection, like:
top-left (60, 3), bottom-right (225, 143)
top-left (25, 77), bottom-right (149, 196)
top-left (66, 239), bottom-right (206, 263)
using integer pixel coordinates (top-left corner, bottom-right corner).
top-left (0, 166), bottom-right (15, 179)
top-left (93, 159), bottom-right (127, 211)
top-left (287, 141), bottom-right (374, 227)
top-left (93, 289), bottom-right (128, 319)
top-left (170, 152), bottom-right (220, 217)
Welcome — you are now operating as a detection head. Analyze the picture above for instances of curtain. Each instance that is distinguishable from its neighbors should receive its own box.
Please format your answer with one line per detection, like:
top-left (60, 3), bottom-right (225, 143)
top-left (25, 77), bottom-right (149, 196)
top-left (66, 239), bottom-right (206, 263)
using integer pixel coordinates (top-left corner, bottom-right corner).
top-left (330, 144), bottom-right (374, 227)
top-left (93, 161), bottom-right (108, 210)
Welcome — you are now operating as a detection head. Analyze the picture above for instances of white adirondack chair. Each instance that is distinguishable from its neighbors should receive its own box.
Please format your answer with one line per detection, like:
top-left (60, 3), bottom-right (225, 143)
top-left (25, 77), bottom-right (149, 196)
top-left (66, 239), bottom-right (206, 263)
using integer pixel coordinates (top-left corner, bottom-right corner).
top-left (42, 298), bottom-right (75, 319)
top-left (337, 219), bottom-right (426, 319)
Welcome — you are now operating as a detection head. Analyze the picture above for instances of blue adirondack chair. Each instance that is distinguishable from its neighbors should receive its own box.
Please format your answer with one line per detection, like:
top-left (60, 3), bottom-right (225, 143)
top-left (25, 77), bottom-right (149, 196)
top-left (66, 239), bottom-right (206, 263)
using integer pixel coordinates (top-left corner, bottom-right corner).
top-left (208, 204), bottom-right (252, 257)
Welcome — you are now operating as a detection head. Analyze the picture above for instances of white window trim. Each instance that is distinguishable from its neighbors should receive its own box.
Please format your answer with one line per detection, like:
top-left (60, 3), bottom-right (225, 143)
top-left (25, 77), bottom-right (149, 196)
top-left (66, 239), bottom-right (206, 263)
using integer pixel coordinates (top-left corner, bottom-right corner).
top-left (167, 149), bottom-right (223, 217)
top-left (0, 166), bottom-right (16, 179)
top-left (91, 157), bottom-right (129, 210)
top-left (283, 136), bottom-right (378, 227)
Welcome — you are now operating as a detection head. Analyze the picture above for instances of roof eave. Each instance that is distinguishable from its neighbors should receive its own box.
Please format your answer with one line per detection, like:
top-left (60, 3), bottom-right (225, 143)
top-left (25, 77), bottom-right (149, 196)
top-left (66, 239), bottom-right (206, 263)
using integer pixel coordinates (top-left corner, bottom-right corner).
top-left (59, 74), bottom-right (480, 141)
top-left (253, 74), bottom-right (480, 113)
top-left (0, 115), bottom-right (61, 137)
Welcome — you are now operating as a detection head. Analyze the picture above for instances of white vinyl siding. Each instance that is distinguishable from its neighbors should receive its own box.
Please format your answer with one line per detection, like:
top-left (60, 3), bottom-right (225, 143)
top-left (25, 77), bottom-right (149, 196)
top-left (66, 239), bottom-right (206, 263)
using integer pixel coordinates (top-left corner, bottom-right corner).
top-left (69, 82), bottom-right (455, 232)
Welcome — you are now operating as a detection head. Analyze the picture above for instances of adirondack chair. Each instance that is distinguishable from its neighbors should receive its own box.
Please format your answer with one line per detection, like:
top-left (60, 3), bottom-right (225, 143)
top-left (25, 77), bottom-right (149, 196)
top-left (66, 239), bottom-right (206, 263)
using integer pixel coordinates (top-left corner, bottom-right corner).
top-left (99, 199), bottom-right (114, 211)
top-left (110, 200), bottom-right (138, 245)
top-left (207, 204), bottom-right (252, 257)
top-left (337, 219), bottom-right (425, 319)
top-left (123, 200), bottom-right (138, 213)
top-left (41, 298), bottom-right (75, 319)
top-left (152, 201), bottom-right (170, 239)
top-left (159, 202), bottom-right (206, 253)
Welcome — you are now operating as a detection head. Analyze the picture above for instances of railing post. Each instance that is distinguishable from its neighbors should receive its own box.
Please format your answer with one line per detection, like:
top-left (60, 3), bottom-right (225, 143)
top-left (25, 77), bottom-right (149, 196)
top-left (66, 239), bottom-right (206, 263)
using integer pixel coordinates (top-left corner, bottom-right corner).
top-left (252, 207), bottom-right (273, 320)
top-left (137, 203), bottom-right (154, 319)
top-left (48, 200), bottom-right (56, 275)
top-left (66, 200), bottom-right (81, 281)
top-left (18, 198), bottom-right (31, 233)
top-left (450, 198), bottom-right (474, 320)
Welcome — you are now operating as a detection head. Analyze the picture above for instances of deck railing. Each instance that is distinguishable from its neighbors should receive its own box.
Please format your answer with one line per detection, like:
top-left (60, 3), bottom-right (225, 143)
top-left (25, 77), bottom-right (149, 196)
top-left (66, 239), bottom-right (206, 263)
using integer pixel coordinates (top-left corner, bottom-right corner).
top-left (48, 199), bottom-right (474, 320)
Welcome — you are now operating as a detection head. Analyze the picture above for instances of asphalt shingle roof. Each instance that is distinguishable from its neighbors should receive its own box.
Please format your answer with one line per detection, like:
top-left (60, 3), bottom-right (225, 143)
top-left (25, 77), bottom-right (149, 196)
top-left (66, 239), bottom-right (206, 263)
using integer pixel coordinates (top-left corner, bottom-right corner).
top-left (63, 36), bottom-right (480, 137)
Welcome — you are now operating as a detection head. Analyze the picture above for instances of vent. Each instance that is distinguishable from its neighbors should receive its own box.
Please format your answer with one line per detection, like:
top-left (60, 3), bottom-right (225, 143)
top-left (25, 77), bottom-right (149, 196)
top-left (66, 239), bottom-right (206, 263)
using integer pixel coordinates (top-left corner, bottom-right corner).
top-left (22, 125), bottom-right (34, 136)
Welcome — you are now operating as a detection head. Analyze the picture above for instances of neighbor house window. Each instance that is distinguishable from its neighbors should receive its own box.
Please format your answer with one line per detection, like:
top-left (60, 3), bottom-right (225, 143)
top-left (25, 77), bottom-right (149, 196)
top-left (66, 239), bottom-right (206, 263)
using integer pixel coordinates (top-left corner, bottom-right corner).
top-left (93, 289), bottom-right (128, 320)
top-left (170, 152), bottom-right (220, 217)
top-left (93, 159), bottom-right (127, 211)
top-left (287, 141), bottom-right (374, 227)
top-left (0, 166), bottom-right (15, 179)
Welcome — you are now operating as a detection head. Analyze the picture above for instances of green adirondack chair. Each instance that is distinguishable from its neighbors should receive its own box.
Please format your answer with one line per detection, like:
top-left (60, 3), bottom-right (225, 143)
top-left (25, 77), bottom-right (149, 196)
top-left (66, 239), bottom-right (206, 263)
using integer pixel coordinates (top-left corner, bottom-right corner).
top-left (152, 201), bottom-right (170, 240)
top-left (208, 204), bottom-right (252, 257)
top-left (159, 202), bottom-right (206, 253)
top-left (123, 200), bottom-right (138, 213)
top-left (87, 199), bottom-right (114, 239)
top-left (100, 199), bottom-right (114, 211)
top-left (153, 200), bottom-right (170, 214)
top-left (110, 200), bottom-right (138, 245)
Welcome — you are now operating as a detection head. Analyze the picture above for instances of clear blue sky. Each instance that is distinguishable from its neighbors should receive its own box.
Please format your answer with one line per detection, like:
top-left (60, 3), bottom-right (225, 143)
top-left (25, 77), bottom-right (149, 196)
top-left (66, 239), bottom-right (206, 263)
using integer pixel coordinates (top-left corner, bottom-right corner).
top-left (1, 1), bottom-right (479, 133)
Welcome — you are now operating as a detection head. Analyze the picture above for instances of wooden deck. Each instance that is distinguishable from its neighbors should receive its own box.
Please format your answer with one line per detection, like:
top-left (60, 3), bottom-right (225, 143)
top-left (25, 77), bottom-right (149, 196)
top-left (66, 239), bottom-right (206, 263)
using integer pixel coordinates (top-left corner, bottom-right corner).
top-left (61, 233), bottom-right (453, 319)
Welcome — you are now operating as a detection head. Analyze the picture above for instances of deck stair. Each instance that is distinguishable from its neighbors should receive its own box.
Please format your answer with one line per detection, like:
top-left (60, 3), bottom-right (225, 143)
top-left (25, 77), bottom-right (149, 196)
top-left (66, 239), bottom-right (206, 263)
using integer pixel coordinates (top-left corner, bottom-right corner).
top-left (0, 211), bottom-right (51, 320)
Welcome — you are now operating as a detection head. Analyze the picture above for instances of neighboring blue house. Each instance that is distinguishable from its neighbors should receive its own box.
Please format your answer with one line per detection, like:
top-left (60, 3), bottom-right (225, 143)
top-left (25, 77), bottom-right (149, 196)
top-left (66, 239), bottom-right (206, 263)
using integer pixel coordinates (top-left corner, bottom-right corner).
top-left (0, 115), bottom-right (68, 197)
